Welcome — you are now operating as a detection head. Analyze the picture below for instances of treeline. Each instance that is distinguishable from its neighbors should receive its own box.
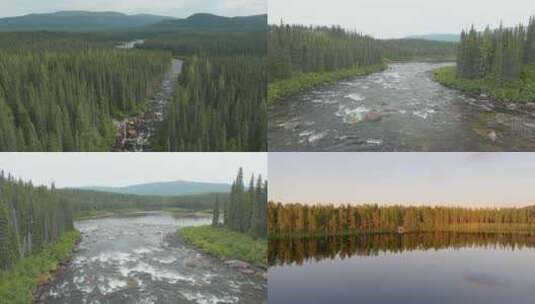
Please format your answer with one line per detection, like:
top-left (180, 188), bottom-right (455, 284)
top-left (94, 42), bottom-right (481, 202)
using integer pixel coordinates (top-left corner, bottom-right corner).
top-left (58, 189), bottom-right (228, 217)
top-left (213, 168), bottom-right (267, 238)
top-left (0, 34), bottom-right (171, 151)
top-left (268, 24), bottom-right (383, 82)
top-left (269, 232), bottom-right (535, 266)
top-left (457, 16), bottom-right (535, 80)
top-left (268, 202), bottom-right (535, 237)
top-left (154, 55), bottom-right (266, 151)
top-left (0, 172), bottom-right (74, 270)
top-left (379, 39), bottom-right (457, 61)
top-left (139, 31), bottom-right (266, 57)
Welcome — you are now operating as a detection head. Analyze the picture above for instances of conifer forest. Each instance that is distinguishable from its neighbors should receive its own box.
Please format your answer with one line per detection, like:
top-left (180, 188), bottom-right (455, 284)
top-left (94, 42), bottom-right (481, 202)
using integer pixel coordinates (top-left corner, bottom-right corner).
top-left (0, 13), bottom-right (267, 152)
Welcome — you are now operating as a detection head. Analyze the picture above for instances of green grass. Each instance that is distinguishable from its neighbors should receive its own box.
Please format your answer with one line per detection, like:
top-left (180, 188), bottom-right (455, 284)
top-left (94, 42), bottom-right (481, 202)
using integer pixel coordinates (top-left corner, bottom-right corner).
top-left (179, 225), bottom-right (267, 267)
top-left (433, 64), bottom-right (535, 102)
top-left (0, 230), bottom-right (80, 304)
top-left (268, 64), bottom-right (386, 105)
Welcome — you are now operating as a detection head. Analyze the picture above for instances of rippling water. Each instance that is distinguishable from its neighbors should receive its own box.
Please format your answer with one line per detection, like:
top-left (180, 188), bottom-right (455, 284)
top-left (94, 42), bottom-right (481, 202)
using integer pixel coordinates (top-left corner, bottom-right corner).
top-left (269, 62), bottom-right (535, 151)
top-left (40, 212), bottom-right (266, 304)
top-left (268, 233), bottom-right (535, 304)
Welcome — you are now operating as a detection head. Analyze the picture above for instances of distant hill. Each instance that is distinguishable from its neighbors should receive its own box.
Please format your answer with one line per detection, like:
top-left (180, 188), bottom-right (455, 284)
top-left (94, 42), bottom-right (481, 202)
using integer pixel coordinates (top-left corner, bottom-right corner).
top-left (147, 13), bottom-right (267, 32)
top-left (0, 11), bottom-right (267, 32)
top-left (0, 11), bottom-right (174, 32)
top-left (76, 180), bottom-right (231, 197)
top-left (405, 34), bottom-right (460, 42)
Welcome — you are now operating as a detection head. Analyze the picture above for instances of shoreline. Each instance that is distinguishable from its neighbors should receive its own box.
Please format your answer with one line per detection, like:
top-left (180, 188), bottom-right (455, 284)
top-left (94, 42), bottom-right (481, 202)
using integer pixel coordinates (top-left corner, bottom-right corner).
top-left (433, 65), bottom-right (535, 111)
top-left (76, 208), bottom-right (211, 221)
top-left (269, 227), bottom-right (535, 240)
top-left (178, 225), bottom-right (267, 271)
top-left (268, 64), bottom-right (387, 105)
top-left (0, 230), bottom-right (81, 304)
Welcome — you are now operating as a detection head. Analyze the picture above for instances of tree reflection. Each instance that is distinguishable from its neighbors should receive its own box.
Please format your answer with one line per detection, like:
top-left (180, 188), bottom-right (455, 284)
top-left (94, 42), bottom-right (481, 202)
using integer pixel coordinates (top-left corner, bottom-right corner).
top-left (269, 232), bottom-right (535, 266)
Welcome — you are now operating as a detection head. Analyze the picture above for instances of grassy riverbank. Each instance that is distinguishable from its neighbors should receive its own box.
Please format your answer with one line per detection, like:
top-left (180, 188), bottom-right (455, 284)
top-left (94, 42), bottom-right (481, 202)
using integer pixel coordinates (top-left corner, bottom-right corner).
top-left (270, 223), bottom-right (535, 239)
top-left (0, 230), bottom-right (80, 304)
top-left (268, 64), bottom-right (386, 105)
top-left (179, 225), bottom-right (267, 267)
top-left (434, 64), bottom-right (535, 102)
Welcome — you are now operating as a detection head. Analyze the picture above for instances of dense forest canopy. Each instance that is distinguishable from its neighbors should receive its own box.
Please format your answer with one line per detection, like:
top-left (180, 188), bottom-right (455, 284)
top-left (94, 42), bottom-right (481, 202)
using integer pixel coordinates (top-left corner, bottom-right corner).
top-left (268, 24), bottom-right (383, 82)
top-left (268, 23), bottom-right (458, 83)
top-left (214, 168), bottom-right (268, 238)
top-left (0, 12), bottom-right (267, 152)
top-left (0, 34), bottom-right (171, 151)
top-left (457, 16), bottom-right (535, 81)
top-left (155, 55), bottom-right (266, 151)
top-left (268, 202), bottom-right (535, 237)
top-left (0, 172), bottom-right (74, 270)
top-left (145, 22), bottom-right (267, 151)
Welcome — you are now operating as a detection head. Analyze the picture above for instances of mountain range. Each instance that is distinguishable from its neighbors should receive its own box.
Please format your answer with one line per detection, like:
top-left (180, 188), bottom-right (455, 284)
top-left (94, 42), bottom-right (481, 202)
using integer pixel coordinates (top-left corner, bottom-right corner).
top-left (0, 11), bottom-right (267, 32)
top-left (76, 180), bottom-right (231, 197)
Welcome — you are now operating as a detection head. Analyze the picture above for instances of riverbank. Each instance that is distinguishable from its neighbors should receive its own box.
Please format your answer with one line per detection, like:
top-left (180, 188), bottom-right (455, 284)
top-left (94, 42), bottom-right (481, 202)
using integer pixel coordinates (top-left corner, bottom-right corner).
top-left (76, 208), bottom-right (210, 221)
top-left (0, 230), bottom-right (80, 303)
top-left (433, 65), bottom-right (535, 103)
top-left (179, 225), bottom-right (267, 268)
top-left (268, 64), bottom-right (387, 105)
top-left (270, 223), bottom-right (535, 239)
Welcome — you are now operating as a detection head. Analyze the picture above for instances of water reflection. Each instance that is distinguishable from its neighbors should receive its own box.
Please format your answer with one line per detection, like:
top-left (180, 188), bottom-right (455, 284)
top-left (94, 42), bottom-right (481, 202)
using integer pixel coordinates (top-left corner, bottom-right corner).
top-left (269, 232), bottom-right (535, 266)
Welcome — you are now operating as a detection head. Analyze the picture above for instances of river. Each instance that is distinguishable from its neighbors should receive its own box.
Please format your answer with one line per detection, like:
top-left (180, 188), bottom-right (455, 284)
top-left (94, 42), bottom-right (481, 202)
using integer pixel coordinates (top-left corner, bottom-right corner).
top-left (269, 62), bottom-right (535, 151)
top-left (269, 232), bottom-right (535, 304)
top-left (37, 212), bottom-right (266, 304)
top-left (112, 58), bottom-right (183, 151)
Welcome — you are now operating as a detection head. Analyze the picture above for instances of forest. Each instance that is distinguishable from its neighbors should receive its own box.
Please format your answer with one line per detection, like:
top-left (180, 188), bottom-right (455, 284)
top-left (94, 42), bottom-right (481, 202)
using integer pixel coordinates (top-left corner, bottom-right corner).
top-left (148, 27), bottom-right (267, 151)
top-left (212, 168), bottom-right (268, 239)
top-left (268, 202), bottom-right (535, 237)
top-left (58, 189), bottom-right (228, 219)
top-left (269, 232), bottom-right (535, 266)
top-left (267, 23), bottom-right (458, 103)
top-left (456, 17), bottom-right (535, 81)
top-left (0, 33), bottom-right (171, 151)
top-left (0, 171), bottom-right (74, 271)
top-left (155, 55), bottom-right (266, 151)
top-left (268, 23), bottom-right (458, 83)
top-left (0, 13), bottom-right (268, 152)
top-left (268, 24), bottom-right (383, 83)
top-left (435, 16), bottom-right (535, 102)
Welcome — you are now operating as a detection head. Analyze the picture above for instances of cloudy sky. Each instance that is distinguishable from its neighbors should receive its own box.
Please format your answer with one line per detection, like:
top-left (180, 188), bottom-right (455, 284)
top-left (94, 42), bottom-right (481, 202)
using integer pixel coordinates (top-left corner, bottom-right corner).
top-left (0, 153), bottom-right (267, 188)
top-left (0, 0), bottom-right (265, 18)
top-left (269, 0), bottom-right (534, 38)
top-left (269, 153), bottom-right (535, 207)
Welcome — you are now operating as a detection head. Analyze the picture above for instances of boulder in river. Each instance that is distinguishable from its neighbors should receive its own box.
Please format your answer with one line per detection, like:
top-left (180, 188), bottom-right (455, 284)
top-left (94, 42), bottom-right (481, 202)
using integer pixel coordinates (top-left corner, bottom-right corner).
top-left (224, 260), bottom-right (250, 269)
top-left (488, 130), bottom-right (498, 142)
top-left (366, 111), bottom-right (383, 122)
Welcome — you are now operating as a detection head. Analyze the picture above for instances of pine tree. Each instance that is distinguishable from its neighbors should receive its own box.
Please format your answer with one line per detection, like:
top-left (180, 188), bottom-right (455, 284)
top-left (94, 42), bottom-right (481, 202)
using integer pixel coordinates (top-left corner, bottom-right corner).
top-left (212, 196), bottom-right (220, 227)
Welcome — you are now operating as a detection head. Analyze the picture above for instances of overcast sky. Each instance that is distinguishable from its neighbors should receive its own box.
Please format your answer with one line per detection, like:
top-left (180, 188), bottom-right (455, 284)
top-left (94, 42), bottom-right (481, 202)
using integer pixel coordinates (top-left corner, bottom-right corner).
top-left (0, 0), bottom-right (266, 18)
top-left (0, 153), bottom-right (267, 188)
top-left (269, 0), bottom-right (535, 38)
top-left (269, 153), bottom-right (535, 207)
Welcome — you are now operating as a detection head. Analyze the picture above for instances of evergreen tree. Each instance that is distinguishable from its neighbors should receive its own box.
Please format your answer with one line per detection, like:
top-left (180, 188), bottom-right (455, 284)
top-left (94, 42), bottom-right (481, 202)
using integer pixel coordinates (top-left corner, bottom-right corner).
top-left (212, 195), bottom-right (220, 227)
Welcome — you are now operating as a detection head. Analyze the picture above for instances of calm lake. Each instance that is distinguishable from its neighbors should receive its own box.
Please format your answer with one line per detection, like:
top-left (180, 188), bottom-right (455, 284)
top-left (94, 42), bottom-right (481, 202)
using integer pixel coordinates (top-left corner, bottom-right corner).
top-left (268, 233), bottom-right (535, 304)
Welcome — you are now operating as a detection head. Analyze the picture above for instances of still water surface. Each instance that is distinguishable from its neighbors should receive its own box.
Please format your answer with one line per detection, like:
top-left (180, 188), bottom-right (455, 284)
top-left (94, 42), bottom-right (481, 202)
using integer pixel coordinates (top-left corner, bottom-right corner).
top-left (268, 233), bottom-right (535, 304)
